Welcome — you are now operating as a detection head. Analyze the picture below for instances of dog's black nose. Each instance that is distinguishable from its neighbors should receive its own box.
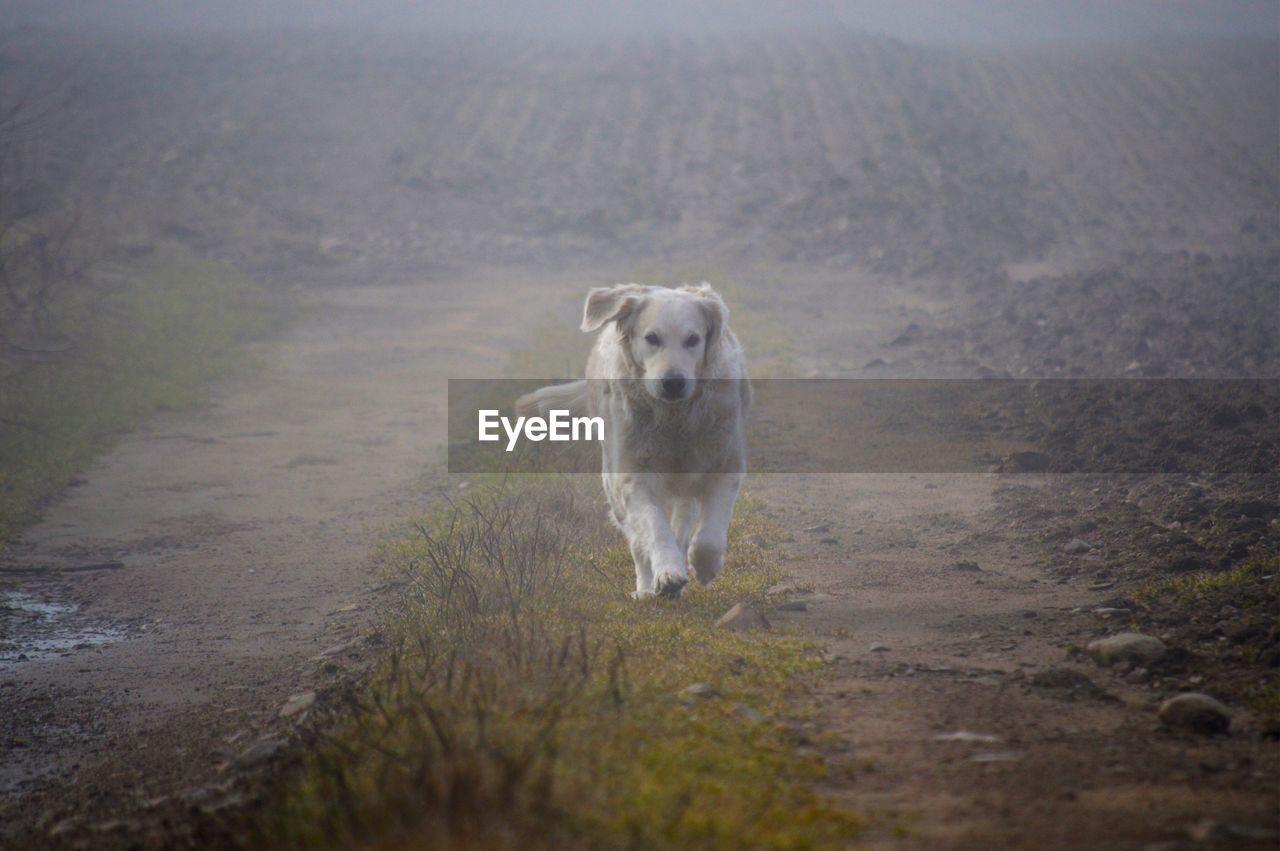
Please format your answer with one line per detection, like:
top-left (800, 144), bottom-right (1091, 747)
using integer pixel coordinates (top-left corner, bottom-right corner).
top-left (661, 373), bottom-right (687, 398)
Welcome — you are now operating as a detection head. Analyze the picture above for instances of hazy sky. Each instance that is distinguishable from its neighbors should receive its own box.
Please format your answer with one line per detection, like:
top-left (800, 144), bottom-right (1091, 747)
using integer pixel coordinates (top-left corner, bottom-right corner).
top-left (1, 0), bottom-right (1276, 42)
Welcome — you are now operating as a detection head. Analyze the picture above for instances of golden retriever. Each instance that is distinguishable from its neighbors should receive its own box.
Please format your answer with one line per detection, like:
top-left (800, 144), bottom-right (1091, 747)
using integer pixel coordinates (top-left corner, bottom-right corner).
top-left (517, 283), bottom-right (750, 598)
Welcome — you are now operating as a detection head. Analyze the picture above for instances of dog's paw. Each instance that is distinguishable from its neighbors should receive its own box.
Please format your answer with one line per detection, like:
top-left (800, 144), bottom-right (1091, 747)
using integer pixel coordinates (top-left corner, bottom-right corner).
top-left (689, 543), bottom-right (724, 585)
top-left (631, 588), bottom-right (656, 600)
top-left (653, 572), bottom-right (688, 599)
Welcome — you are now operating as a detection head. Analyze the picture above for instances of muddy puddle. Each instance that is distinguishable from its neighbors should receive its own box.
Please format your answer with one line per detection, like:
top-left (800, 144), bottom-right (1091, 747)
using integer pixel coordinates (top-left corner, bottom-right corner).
top-left (0, 587), bottom-right (127, 668)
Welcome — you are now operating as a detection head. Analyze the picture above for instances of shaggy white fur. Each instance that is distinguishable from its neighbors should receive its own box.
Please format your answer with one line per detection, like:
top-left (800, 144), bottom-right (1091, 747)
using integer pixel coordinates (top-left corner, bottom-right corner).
top-left (517, 283), bottom-right (750, 598)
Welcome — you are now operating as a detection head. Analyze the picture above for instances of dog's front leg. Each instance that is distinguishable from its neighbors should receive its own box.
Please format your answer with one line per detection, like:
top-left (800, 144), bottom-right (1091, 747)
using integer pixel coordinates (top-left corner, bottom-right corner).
top-left (689, 472), bottom-right (743, 585)
top-left (619, 475), bottom-right (687, 598)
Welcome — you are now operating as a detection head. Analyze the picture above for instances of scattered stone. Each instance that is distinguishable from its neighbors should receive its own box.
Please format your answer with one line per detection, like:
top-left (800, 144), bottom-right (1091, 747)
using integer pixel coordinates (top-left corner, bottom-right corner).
top-left (802, 523), bottom-right (831, 534)
top-left (765, 580), bottom-right (796, 596)
top-left (199, 792), bottom-right (249, 817)
top-left (1063, 538), bottom-right (1093, 555)
top-left (1124, 666), bottom-right (1149, 683)
top-left (1087, 580), bottom-right (1116, 591)
top-left (331, 603), bottom-right (361, 613)
top-left (969, 751), bottom-right (1024, 763)
top-left (717, 603), bottom-right (770, 631)
top-left (1159, 693), bottom-right (1231, 735)
top-left (932, 731), bottom-right (999, 743)
top-left (1086, 633), bottom-right (1167, 667)
top-left (947, 561), bottom-right (982, 572)
top-left (684, 682), bottom-right (719, 699)
top-left (818, 537), bottom-right (839, 545)
top-left (868, 643), bottom-right (890, 653)
top-left (311, 643), bottom-right (349, 660)
top-left (775, 600), bottom-right (808, 612)
top-left (234, 737), bottom-right (287, 769)
top-left (91, 820), bottom-right (136, 835)
top-left (279, 691), bottom-right (316, 719)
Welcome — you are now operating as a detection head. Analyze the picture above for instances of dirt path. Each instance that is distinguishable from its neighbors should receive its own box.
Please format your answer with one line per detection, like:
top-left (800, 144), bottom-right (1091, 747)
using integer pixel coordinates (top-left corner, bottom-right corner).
top-left (757, 474), bottom-right (1277, 848)
top-left (2, 266), bottom-right (1275, 849)
top-left (0, 269), bottom-right (584, 839)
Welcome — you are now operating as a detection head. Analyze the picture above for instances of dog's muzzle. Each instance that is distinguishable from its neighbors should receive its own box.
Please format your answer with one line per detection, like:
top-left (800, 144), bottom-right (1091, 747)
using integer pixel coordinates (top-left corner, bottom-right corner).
top-left (660, 372), bottom-right (688, 400)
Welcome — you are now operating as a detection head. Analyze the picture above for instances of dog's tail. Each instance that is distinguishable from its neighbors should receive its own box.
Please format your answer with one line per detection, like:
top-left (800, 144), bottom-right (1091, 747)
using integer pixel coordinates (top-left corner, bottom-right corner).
top-left (515, 380), bottom-right (589, 419)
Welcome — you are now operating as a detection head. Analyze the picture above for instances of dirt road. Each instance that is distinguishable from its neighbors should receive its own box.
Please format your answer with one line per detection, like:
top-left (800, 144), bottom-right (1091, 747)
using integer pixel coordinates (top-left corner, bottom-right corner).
top-left (3, 264), bottom-right (1274, 849)
top-left (0, 269), bottom-right (587, 837)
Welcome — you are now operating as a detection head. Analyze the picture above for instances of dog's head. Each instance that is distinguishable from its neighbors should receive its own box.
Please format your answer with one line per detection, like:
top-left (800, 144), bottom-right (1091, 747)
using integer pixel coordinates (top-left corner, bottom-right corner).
top-left (581, 282), bottom-right (727, 402)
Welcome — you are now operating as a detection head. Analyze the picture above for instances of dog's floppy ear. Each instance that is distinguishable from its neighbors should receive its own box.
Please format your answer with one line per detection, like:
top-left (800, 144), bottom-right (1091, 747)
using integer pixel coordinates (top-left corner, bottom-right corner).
top-left (581, 284), bottom-right (649, 333)
top-left (681, 282), bottom-right (727, 348)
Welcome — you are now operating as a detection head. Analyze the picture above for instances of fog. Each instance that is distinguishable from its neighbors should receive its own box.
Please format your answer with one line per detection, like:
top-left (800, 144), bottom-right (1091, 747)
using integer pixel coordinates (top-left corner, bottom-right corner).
top-left (2, 0), bottom-right (1276, 42)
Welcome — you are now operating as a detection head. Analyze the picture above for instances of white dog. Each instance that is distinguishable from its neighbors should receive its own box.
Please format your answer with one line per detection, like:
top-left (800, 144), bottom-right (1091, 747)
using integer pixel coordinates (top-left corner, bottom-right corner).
top-left (517, 283), bottom-right (750, 598)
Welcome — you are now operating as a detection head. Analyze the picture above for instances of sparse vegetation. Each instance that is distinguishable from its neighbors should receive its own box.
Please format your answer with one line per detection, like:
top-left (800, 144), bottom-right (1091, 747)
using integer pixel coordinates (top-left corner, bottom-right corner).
top-left (237, 480), bottom-right (861, 849)
top-left (1134, 554), bottom-right (1280, 604)
top-left (0, 245), bottom-right (286, 543)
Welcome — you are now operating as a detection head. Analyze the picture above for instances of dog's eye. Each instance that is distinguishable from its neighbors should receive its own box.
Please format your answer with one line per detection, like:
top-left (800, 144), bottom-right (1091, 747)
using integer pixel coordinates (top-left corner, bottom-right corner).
top-left (644, 333), bottom-right (661, 346)
top-left (684, 334), bottom-right (701, 348)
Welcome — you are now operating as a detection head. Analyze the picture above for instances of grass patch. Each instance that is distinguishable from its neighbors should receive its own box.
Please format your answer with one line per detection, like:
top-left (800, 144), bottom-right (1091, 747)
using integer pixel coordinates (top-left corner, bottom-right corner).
top-left (240, 479), bottom-right (862, 849)
top-left (0, 245), bottom-right (287, 544)
top-left (1133, 554), bottom-right (1280, 604)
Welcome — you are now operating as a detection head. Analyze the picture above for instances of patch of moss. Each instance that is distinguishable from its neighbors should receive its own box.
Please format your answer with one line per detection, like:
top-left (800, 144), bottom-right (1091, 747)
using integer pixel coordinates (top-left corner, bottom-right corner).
top-left (244, 481), bottom-right (862, 849)
top-left (1134, 554), bottom-right (1280, 604)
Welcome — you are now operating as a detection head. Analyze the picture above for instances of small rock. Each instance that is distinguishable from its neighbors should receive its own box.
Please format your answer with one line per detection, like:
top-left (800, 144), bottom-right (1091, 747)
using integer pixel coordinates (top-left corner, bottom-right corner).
top-left (234, 737), bottom-right (287, 769)
top-left (868, 643), bottom-right (890, 653)
top-left (684, 683), bottom-right (719, 699)
top-left (765, 580), bottom-right (796, 596)
top-left (1124, 666), bottom-right (1149, 683)
top-left (1063, 538), bottom-right (1093, 555)
top-left (1086, 633), bottom-right (1167, 667)
top-left (1159, 693), bottom-right (1231, 735)
top-left (932, 731), bottom-right (999, 743)
top-left (311, 643), bottom-right (349, 660)
top-left (279, 691), bottom-right (316, 719)
top-left (802, 523), bottom-right (831, 534)
top-left (744, 533), bottom-right (769, 549)
top-left (717, 603), bottom-right (770, 631)
top-left (969, 751), bottom-right (1024, 763)
top-left (818, 537), bottom-right (839, 545)
top-left (775, 600), bottom-right (808, 612)
top-left (91, 820), bottom-right (135, 835)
